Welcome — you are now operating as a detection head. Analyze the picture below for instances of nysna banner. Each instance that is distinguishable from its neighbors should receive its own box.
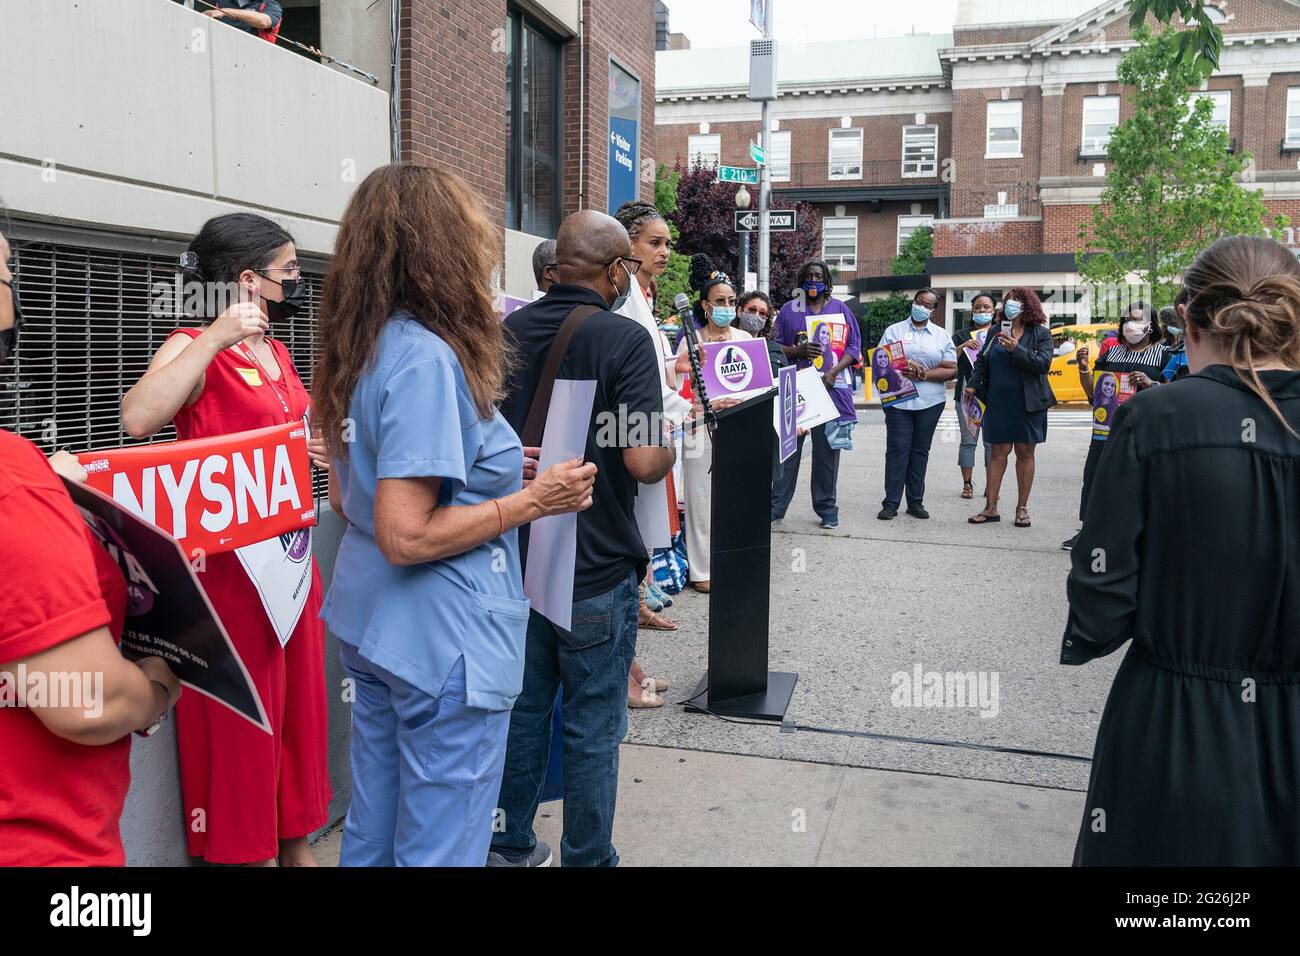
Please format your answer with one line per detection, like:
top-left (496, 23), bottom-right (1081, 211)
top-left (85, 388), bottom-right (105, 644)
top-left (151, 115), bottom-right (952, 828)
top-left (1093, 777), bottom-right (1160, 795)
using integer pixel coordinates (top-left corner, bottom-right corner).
top-left (81, 422), bottom-right (316, 557)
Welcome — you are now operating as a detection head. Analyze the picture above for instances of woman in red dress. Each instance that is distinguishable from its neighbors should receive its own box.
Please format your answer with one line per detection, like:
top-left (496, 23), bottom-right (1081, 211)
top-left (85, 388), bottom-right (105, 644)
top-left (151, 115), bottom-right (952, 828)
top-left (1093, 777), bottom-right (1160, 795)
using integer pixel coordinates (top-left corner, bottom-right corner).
top-left (121, 213), bottom-right (331, 865)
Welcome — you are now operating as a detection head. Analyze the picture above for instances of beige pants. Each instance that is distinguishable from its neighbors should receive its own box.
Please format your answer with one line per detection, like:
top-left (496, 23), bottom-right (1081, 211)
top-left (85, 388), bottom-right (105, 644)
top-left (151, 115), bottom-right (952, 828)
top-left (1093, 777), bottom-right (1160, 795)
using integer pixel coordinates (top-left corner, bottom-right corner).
top-left (683, 422), bottom-right (713, 583)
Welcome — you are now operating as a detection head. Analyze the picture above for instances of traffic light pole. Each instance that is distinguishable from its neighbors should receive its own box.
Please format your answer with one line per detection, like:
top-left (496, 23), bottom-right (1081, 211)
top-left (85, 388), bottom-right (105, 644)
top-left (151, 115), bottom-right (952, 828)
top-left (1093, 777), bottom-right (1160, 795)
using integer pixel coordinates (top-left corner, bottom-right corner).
top-left (757, 2), bottom-right (774, 295)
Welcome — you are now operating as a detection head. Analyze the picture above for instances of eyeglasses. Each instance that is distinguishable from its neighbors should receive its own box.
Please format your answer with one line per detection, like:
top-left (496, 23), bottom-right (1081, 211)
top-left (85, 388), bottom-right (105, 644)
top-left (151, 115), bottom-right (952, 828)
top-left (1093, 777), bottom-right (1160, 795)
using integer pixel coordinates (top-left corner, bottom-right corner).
top-left (262, 265), bottom-right (303, 279)
top-left (610, 256), bottom-right (643, 274)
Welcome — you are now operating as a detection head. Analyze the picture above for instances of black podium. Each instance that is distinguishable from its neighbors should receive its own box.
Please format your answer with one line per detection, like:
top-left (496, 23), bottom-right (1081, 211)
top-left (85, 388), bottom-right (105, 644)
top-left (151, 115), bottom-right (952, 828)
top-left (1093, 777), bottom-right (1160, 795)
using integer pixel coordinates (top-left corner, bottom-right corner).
top-left (685, 388), bottom-right (798, 721)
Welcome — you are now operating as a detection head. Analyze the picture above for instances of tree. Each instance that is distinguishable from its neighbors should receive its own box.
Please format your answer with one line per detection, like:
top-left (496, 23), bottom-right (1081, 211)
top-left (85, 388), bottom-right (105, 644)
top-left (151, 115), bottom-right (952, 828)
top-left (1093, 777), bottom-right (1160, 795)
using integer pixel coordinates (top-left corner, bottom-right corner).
top-left (668, 164), bottom-right (823, 307)
top-left (892, 226), bottom-right (932, 276)
top-left (1129, 1), bottom-right (1224, 79)
top-left (1076, 26), bottom-right (1288, 310)
top-left (652, 163), bottom-right (691, 318)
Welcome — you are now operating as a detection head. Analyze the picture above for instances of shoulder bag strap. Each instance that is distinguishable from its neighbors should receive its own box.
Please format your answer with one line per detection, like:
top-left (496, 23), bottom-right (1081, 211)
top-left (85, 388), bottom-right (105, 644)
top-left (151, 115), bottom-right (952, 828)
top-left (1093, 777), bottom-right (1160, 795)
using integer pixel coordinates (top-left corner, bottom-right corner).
top-left (521, 303), bottom-right (602, 449)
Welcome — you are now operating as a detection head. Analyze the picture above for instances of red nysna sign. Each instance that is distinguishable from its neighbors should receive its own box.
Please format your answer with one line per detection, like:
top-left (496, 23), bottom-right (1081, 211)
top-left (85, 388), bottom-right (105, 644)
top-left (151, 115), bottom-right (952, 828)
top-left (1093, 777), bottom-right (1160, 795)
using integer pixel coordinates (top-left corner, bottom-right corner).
top-left (81, 422), bottom-right (316, 556)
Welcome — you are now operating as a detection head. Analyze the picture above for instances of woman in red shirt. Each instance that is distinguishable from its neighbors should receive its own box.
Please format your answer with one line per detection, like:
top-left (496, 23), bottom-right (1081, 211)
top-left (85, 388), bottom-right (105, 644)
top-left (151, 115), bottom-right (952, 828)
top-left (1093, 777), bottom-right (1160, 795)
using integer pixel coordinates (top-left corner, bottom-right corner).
top-left (0, 226), bottom-right (180, 866)
top-left (120, 214), bottom-right (331, 866)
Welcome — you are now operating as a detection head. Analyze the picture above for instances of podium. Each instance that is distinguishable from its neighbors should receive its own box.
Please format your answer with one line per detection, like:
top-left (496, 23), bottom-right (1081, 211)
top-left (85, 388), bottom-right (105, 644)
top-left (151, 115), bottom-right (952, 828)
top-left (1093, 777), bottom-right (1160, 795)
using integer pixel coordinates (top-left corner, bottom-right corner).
top-left (685, 388), bottom-right (798, 721)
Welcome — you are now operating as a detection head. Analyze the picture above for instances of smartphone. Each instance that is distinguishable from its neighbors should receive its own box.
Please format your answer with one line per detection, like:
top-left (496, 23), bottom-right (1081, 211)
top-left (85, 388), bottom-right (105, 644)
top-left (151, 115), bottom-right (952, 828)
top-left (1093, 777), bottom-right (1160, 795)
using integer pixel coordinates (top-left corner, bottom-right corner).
top-left (795, 331), bottom-right (808, 346)
top-left (1000, 319), bottom-right (1012, 337)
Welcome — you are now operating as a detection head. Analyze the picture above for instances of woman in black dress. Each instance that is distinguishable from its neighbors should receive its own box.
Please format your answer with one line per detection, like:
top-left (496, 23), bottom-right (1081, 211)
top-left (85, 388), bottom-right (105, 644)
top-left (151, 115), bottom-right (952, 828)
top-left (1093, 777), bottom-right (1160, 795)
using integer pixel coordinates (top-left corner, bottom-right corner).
top-left (1060, 302), bottom-right (1169, 551)
top-left (965, 287), bottom-right (1056, 527)
top-left (1066, 235), bottom-right (1300, 865)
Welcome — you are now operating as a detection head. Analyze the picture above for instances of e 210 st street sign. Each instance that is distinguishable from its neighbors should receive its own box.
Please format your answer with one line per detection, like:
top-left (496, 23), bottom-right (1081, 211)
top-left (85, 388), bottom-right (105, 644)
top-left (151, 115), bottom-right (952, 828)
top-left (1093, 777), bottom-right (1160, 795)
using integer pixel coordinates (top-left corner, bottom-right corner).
top-left (718, 165), bottom-right (760, 184)
top-left (735, 210), bottom-right (797, 233)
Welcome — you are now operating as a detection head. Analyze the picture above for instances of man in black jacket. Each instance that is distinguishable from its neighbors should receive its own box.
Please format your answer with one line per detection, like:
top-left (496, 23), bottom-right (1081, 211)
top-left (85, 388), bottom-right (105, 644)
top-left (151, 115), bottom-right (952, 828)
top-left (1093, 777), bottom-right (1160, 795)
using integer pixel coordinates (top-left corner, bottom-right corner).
top-left (490, 210), bottom-right (675, 868)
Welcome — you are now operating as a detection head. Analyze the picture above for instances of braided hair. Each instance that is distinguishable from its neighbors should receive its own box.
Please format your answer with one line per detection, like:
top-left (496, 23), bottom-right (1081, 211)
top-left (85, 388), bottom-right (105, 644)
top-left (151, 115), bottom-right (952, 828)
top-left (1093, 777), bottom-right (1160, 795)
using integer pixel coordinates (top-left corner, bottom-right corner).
top-left (613, 199), bottom-right (665, 242)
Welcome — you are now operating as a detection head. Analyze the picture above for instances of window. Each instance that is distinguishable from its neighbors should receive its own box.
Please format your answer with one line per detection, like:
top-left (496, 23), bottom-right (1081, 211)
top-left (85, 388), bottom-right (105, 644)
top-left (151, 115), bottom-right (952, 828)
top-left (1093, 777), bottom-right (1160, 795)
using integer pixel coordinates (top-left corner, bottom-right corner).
top-left (986, 100), bottom-right (1023, 157)
top-left (1288, 88), bottom-right (1300, 148)
top-left (688, 133), bottom-right (721, 169)
top-left (505, 11), bottom-right (563, 238)
top-left (1081, 95), bottom-right (1119, 156)
top-left (768, 130), bottom-right (791, 182)
top-left (897, 214), bottom-right (934, 254)
top-left (1192, 89), bottom-right (1231, 133)
top-left (823, 216), bottom-right (858, 269)
top-left (902, 124), bottom-right (939, 177)
top-left (828, 128), bottom-right (863, 179)
top-left (1205, 6), bottom-right (1227, 23)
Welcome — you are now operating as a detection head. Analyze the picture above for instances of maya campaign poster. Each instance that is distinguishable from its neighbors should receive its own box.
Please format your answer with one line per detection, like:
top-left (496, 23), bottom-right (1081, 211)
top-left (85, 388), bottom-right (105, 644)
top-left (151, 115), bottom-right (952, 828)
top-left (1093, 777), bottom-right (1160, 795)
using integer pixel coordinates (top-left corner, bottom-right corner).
top-left (963, 390), bottom-right (986, 430)
top-left (871, 342), bottom-right (919, 406)
top-left (81, 421), bottom-right (316, 558)
top-left (793, 366), bottom-right (839, 431)
top-left (1091, 371), bottom-right (1137, 440)
top-left (62, 478), bottom-right (271, 733)
top-left (776, 363), bottom-right (798, 462)
top-left (961, 328), bottom-right (988, 367)
top-left (701, 339), bottom-right (776, 402)
top-left (807, 315), bottom-right (853, 389)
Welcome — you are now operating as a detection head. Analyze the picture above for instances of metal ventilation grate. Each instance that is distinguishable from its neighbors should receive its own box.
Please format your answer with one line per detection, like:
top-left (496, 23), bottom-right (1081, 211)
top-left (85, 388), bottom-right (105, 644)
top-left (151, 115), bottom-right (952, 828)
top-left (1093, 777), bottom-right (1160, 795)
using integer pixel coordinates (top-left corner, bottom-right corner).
top-left (751, 39), bottom-right (774, 56)
top-left (1, 238), bottom-right (327, 498)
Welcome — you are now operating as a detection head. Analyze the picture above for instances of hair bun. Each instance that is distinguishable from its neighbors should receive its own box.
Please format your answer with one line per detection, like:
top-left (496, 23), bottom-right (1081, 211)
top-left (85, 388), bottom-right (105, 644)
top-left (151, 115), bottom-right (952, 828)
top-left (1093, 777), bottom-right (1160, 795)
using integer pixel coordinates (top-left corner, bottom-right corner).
top-left (689, 253), bottom-right (731, 292)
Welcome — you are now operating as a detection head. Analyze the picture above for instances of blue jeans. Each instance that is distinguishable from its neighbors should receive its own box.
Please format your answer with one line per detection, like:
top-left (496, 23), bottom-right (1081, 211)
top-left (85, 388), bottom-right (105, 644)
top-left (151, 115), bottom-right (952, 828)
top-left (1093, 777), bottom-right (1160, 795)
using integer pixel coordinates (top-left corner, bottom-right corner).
top-left (882, 402), bottom-right (945, 509)
top-left (337, 646), bottom-right (511, 866)
top-left (491, 572), bottom-right (638, 867)
top-left (770, 422), bottom-right (840, 521)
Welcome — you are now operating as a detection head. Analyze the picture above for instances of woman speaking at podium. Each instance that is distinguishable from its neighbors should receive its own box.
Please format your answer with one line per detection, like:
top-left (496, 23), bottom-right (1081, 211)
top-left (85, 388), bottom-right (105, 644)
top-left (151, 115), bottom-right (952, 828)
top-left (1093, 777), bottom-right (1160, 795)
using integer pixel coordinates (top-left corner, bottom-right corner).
top-left (120, 213), bottom-right (332, 866)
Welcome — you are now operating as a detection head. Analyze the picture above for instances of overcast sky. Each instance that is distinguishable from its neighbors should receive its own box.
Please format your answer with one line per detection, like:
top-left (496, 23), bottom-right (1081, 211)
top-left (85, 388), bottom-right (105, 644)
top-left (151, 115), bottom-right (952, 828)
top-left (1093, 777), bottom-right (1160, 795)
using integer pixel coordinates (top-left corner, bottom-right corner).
top-left (663, 0), bottom-right (962, 49)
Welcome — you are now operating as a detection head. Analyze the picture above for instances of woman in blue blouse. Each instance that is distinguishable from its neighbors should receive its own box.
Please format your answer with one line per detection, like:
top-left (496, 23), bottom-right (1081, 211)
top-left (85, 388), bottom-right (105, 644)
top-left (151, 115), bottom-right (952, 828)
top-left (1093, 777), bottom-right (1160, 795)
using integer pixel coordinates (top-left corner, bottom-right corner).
top-left (312, 164), bottom-right (595, 866)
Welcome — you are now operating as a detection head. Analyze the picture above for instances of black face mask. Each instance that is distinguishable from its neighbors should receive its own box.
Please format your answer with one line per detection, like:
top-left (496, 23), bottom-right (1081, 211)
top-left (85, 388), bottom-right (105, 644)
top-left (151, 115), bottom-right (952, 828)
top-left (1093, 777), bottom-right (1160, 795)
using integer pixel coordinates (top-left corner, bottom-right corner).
top-left (258, 274), bottom-right (306, 322)
top-left (0, 279), bottom-right (23, 364)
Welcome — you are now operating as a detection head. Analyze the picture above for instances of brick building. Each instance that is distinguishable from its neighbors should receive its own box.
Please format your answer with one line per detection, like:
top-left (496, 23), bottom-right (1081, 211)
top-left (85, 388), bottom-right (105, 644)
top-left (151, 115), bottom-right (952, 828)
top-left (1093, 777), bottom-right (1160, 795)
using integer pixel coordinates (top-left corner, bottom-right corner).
top-left (655, 0), bottom-right (1300, 330)
top-left (395, 0), bottom-right (658, 298)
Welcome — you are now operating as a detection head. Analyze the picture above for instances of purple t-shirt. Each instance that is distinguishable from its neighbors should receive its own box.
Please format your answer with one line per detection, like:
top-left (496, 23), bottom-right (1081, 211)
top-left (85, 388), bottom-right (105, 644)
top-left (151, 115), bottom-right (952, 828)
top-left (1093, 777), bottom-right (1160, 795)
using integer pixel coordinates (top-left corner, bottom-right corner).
top-left (774, 297), bottom-right (862, 422)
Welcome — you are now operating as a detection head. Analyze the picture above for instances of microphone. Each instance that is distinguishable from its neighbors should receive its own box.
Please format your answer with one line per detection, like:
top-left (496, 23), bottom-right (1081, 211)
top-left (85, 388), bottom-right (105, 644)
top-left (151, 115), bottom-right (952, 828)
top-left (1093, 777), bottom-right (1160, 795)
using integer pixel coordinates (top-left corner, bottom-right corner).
top-left (674, 293), bottom-right (716, 434)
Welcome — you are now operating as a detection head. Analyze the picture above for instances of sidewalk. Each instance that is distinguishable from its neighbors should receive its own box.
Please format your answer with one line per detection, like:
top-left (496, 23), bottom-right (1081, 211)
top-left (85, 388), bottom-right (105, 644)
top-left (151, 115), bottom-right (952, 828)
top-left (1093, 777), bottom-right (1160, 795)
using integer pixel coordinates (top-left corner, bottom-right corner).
top-left (311, 743), bottom-right (1083, 866)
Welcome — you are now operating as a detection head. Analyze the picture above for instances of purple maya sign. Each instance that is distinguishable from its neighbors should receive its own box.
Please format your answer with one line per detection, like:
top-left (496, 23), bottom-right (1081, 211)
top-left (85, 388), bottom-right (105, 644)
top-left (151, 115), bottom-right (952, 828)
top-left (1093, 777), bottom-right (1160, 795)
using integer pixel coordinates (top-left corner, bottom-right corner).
top-left (701, 339), bottom-right (775, 399)
top-left (777, 363), bottom-right (797, 462)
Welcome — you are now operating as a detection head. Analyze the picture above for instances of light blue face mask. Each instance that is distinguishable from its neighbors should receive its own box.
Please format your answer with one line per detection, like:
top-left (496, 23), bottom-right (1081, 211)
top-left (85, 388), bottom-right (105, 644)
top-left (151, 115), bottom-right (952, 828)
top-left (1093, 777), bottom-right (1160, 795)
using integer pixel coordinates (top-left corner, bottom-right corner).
top-left (911, 304), bottom-right (932, 324)
top-left (1003, 300), bottom-right (1022, 319)
top-left (971, 311), bottom-right (994, 326)
top-left (709, 305), bottom-right (736, 328)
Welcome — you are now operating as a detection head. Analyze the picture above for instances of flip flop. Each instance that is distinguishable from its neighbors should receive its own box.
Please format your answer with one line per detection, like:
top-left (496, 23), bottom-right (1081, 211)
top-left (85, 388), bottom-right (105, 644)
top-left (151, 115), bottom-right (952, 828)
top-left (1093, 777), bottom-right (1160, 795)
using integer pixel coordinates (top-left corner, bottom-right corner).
top-left (1014, 507), bottom-right (1031, 528)
top-left (968, 512), bottom-right (1001, 524)
top-left (961, 479), bottom-right (974, 500)
top-left (628, 686), bottom-right (665, 709)
top-left (638, 608), bottom-right (678, 631)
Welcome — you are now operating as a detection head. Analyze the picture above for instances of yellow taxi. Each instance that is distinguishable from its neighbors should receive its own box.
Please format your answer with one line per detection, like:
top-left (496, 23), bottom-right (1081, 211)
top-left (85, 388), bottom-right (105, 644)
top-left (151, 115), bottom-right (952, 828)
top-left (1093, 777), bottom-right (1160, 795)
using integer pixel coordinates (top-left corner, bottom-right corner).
top-left (1048, 322), bottom-right (1117, 404)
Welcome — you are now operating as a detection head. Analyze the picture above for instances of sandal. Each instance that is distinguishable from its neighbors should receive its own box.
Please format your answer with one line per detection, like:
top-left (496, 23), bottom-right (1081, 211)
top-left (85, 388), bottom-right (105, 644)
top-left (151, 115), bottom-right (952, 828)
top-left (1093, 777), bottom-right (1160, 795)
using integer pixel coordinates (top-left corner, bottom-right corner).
top-left (647, 676), bottom-right (668, 693)
top-left (638, 607), bottom-right (678, 631)
top-left (961, 479), bottom-right (974, 500)
top-left (1014, 507), bottom-right (1031, 528)
top-left (968, 511), bottom-right (1000, 524)
top-left (628, 683), bottom-right (665, 709)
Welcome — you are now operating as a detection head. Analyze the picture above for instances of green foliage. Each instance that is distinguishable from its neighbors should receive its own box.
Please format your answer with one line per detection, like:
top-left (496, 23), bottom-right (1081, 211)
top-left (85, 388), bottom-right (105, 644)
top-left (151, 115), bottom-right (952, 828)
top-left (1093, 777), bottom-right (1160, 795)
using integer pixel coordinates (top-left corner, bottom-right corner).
top-left (1076, 26), bottom-right (1288, 310)
top-left (1128, 0), bottom-right (1224, 79)
top-left (653, 163), bottom-right (691, 321)
top-left (892, 226), bottom-right (933, 276)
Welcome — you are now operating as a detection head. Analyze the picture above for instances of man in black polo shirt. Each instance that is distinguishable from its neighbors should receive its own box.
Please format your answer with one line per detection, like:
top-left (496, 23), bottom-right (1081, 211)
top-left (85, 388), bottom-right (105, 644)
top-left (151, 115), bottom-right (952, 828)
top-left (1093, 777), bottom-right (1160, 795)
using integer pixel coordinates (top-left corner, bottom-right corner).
top-left (490, 210), bottom-right (674, 868)
top-left (203, 1), bottom-right (283, 41)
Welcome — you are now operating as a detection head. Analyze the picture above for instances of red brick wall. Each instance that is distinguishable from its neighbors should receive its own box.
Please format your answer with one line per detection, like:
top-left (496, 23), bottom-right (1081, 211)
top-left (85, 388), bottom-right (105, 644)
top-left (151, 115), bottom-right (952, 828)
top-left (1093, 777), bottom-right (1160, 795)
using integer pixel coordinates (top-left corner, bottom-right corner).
top-left (656, 110), bottom-right (952, 188)
top-left (1044, 204), bottom-right (1099, 253)
top-left (932, 219), bottom-right (1043, 257)
top-left (564, 0), bottom-right (657, 215)
top-left (1102, 0), bottom-right (1300, 41)
top-left (400, 0), bottom-right (508, 225)
top-left (400, 0), bottom-right (655, 234)
top-left (1250, 73), bottom-right (1300, 172)
top-left (805, 199), bottom-right (942, 281)
top-left (950, 87), bottom-right (1042, 215)
top-left (954, 26), bottom-right (1052, 46)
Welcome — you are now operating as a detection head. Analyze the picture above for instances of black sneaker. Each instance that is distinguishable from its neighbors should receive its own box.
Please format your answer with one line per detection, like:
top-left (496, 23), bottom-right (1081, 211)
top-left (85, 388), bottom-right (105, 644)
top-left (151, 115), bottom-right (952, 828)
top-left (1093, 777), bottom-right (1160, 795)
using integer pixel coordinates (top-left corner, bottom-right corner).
top-left (906, 504), bottom-right (930, 519)
top-left (877, 506), bottom-right (898, 520)
top-left (1061, 532), bottom-right (1080, 551)
top-left (820, 516), bottom-right (839, 529)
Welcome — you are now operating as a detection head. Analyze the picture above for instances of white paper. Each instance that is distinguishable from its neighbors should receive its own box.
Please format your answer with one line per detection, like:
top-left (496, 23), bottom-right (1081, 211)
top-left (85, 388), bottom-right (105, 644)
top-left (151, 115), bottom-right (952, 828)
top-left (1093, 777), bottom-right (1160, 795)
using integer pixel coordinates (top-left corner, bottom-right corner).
top-left (234, 528), bottom-right (314, 648)
top-left (794, 366), bottom-right (840, 431)
top-left (523, 379), bottom-right (598, 632)
top-left (633, 480), bottom-right (671, 550)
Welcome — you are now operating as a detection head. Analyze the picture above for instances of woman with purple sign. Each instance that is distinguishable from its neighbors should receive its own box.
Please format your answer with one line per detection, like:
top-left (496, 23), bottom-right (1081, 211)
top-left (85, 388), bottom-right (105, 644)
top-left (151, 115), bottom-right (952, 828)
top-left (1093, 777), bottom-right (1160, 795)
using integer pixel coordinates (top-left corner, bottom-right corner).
top-left (771, 259), bottom-right (862, 529)
top-left (675, 255), bottom-right (751, 593)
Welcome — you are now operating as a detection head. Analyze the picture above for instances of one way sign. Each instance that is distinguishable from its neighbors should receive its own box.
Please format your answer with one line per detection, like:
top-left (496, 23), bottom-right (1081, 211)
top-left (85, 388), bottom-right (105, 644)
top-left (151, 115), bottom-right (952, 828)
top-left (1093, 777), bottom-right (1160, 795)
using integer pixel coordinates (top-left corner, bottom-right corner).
top-left (735, 210), bottom-right (797, 233)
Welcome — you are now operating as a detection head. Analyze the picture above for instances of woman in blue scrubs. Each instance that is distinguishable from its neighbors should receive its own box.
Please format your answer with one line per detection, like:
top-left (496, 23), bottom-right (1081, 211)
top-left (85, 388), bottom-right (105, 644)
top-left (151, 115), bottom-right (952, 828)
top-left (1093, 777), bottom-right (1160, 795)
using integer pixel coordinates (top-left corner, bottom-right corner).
top-left (311, 163), bottom-right (596, 866)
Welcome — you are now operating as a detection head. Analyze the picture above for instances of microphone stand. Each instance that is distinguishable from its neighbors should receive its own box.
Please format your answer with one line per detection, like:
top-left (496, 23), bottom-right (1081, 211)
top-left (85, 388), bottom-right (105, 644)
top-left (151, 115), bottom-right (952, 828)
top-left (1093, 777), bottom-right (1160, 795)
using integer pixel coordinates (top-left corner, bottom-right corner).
top-left (677, 305), bottom-right (717, 436)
